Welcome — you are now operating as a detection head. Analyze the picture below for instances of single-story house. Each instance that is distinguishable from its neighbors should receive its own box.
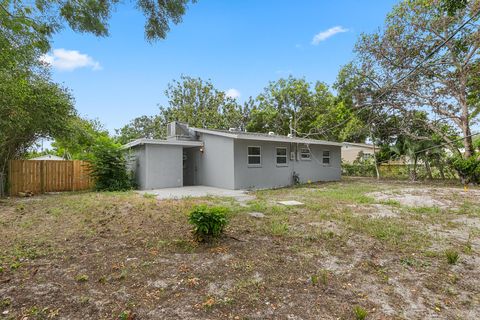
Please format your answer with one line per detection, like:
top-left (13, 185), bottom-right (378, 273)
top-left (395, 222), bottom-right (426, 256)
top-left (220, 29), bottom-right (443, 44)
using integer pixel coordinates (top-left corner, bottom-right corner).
top-left (30, 154), bottom-right (65, 161)
top-left (125, 122), bottom-right (342, 190)
top-left (342, 142), bottom-right (377, 164)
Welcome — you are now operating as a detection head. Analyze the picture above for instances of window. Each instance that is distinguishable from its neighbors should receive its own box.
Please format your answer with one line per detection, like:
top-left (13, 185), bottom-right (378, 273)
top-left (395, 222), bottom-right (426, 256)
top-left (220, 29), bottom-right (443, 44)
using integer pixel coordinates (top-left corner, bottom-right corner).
top-left (247, 146), bottom-right (261, 166)
top-left (300, 147), bottom-right (311, 160)
top-left (276, 147), bottom-right (288, 166)
top-left (322, 150), bottom-right (331, 165)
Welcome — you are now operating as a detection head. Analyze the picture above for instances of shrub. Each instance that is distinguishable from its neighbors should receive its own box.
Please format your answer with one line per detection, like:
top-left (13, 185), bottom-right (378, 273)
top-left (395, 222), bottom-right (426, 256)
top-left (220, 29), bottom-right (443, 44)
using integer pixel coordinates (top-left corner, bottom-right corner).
top-left (342, 163), bottom-right (376, 177)
top-left (449, 153), bottom-right (480, 184)
top-left (89, 137), bottom-right (134, 191)
top-left (188, 205), bottom-right (229, 241)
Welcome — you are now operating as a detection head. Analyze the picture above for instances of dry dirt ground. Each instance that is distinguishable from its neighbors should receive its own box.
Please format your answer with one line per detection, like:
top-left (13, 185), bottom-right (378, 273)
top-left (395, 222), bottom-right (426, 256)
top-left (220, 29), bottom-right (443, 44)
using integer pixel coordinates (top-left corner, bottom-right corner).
top-left (0, 178), bottom-right (479, 320)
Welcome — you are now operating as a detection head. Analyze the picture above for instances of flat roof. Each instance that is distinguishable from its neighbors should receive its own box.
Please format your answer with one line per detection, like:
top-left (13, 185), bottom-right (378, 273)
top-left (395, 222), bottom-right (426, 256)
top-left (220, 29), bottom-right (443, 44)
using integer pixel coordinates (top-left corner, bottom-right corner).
top-left (343, 142), bottom-right (374, 148)
top-left (191, 127), bottom-right (343, 147)
top-left (123, 138), bottom-right (203, 148)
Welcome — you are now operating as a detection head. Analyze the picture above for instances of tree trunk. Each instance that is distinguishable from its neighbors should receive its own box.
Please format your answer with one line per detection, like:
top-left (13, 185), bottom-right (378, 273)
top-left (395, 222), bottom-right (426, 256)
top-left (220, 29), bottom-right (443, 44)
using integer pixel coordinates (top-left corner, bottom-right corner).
top-left (459, 74), bottom-right (474, 158)
top-left (411, 155), bottom-right (418, 181)
top-left (425, 159), bottom-right (433, 180)
top-left (372, 140), bottom-right (380, 180)
top-left (436, 158), bottom-right (446, 180)
top-left (461, 121), bottom-right (474, 158)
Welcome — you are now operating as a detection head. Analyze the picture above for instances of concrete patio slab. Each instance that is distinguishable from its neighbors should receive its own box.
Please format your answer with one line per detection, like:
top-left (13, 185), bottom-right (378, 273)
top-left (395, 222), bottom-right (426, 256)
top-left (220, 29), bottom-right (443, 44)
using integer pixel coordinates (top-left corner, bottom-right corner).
top-left (278, 200), bottom-right (304, 206)
top-left (138, 186), bottom-right (254, 201)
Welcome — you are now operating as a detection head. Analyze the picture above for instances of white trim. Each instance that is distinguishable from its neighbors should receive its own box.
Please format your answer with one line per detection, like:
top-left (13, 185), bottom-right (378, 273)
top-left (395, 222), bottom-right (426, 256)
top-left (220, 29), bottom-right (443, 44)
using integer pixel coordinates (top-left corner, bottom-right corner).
top-left (247, 145), bottom-right (262, 167)
top-left (191, 127), bottom-right (343, 146)
top-left (123, 138), bottom-right (203, 149)
top-left (275, 147), bottom-right (288, 167)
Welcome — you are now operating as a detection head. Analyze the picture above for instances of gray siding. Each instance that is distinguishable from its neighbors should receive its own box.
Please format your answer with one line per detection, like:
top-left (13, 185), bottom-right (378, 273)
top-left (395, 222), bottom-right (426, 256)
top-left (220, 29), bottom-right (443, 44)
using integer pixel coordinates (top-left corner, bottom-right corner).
top-left (131, 145), bottom-right (147, 189)
top-left (294, 144), bottom-right (342, 183)
top-left (196, 133), bottom-right (235, 189)
top-left (145, 144), bottom-right (183, 189)
top-left (131, 144), bottom-right (183, 189)
top-left (233, 139), bottom-right (341, 189)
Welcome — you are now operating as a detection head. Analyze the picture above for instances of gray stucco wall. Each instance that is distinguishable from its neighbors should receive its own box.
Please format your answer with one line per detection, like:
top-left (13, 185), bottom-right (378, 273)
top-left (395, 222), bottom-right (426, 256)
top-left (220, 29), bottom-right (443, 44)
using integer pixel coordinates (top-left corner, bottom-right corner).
top-left (132, 144), bottom-right (183, 189)
top-left (196, 133), bottom-right (235, 189)
top-left (233, 139), bottom-right (341, 190)
top-left (130, 145), bottom-right (147, 189)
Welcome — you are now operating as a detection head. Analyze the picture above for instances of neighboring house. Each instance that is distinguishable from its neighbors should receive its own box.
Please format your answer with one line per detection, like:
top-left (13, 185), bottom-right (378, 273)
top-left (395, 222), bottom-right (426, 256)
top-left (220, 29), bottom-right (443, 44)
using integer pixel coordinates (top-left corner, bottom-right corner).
top-left (125, 122), bottom-right (342, 190)
top-left (30, 154), bottom-right (65, 161)
top-left (342, 142), bottom-right (376, 164)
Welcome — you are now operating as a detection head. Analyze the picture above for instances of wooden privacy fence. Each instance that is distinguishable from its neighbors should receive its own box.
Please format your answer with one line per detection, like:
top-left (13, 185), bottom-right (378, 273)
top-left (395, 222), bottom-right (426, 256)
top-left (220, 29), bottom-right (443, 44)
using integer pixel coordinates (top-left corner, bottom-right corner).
top-left (8, 160), bottom-right (94, 196)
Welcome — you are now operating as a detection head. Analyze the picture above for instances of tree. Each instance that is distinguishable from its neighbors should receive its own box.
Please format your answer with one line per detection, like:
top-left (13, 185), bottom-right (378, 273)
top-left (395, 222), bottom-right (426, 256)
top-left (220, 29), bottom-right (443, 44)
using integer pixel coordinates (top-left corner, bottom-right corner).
top-left (247, 77), bottom-right (315, 136)
top-left (353, 0), bottom-right (480, 157)
top-left (52, 117), bottom-right (110, 159)
top-left (1, 0), bottom-right (194, 47)
top-left (115, 115), bottom-right (165, 144)
top-left (159, 76), bottom-right (246, 130)
top-left (0, 68), bottom-right (76, 179)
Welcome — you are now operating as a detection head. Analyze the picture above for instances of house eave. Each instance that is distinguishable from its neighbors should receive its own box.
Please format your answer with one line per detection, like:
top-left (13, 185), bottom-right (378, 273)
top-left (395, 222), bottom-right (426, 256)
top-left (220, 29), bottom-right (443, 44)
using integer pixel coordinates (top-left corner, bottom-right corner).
top-left (123, 138), bottom-right (204, 149)
top-left (191, 127), bottom-right (343, 147)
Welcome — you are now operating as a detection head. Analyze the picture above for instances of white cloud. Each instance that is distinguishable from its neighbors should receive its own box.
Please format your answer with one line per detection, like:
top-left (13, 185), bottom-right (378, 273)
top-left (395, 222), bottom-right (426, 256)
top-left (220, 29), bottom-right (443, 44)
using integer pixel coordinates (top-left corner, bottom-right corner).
top-left (311, 26), bottom-right (349, 45)
top-left (225, 88), bottom-right (241, 99)
top-left (40, 48), bottom-right (101, 71)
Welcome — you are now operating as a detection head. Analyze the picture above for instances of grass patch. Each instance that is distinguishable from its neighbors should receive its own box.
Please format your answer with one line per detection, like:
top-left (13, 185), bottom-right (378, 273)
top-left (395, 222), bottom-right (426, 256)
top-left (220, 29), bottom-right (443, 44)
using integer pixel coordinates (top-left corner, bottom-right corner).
top-left (269, 220), bottom-right (289, 236)
top-left (445, 249), bottom-right (459, 265)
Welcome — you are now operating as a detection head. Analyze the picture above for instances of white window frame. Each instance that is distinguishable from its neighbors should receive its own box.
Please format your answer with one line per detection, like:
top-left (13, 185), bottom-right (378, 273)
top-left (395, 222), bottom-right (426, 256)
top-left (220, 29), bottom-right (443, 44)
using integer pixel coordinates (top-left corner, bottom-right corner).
top-left (300, 147), bottom-right (311, 161)
top-left (322, 150), bottom-right (331, 166)
top-left (275, 147), bottom-right (288, 167)
top-left (247, 146), bottom-right (262, 167)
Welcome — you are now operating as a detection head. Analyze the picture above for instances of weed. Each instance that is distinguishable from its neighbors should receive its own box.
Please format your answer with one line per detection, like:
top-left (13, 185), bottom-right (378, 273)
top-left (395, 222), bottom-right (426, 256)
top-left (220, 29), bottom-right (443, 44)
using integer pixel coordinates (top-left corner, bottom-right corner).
top-left (202, 296), bottom-right (216, 310)
top-left (0, 298), bottom-right (11, 309)
top-left (10, 261), bottom-right (21, 270)
top-left (75, 274), bottom-right (89, 282)
top-left (445, 250), bottom-right (459, 265)
top-left (353, 305), bottom-right (368, 320)
top-left (379, 199), bottom-right (401, 207)
top-left (310, 274), bottom-right (318, 286)
top-left (269, 220), bottom-right (289, 236)
top-left (118, 310), bottom-right (135, 320)
top-left (143, 193), bottom-right (157, 199)
top-left (463, 242), bottom-right (472, 254)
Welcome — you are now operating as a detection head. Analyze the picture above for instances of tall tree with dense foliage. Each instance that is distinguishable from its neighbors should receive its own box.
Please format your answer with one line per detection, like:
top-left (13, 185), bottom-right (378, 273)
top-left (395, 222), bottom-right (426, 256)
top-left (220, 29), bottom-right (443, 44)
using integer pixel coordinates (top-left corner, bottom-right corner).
top-left (1, 0), bottom-right (194, 45)
top-left (353, 0), bottom-right (480, 157)
top-left (159, 76), bottom-right (247, 130)
top-left (52, 117), bottom-right (110, 159)
top-left (247, 77), bottom-right (315, 136)
top-left (115, 115), bottom-right (165, 144)
top-left (0, 8), bottom-right (76, 177)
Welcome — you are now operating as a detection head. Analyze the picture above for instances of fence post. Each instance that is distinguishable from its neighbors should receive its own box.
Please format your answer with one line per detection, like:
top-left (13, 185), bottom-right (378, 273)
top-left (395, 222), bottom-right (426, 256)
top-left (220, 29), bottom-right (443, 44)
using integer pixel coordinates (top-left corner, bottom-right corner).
top-left (40, 160), bottom-right (45, 194)
top-left (0, 172), bottom-right (4, 197)
top-left (72, 161), bottom-right (76, 192)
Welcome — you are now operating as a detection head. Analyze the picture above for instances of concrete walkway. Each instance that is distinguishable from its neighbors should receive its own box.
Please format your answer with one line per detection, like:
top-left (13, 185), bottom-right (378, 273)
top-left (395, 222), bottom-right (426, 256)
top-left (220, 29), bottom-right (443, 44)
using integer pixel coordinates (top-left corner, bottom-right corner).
top-left (138, 185), bottom-right (255, 202)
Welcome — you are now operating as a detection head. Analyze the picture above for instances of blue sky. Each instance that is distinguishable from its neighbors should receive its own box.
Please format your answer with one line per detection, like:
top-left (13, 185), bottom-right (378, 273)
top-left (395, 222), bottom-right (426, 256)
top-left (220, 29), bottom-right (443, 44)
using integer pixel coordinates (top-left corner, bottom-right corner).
top-left (46, 0), bottom-right (400, 133)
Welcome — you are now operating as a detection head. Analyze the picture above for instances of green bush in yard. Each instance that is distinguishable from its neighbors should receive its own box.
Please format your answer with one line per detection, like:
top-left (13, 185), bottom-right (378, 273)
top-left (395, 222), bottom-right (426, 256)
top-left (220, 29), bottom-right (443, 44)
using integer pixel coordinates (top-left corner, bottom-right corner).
top-left (449, 153), bottom-right (480, 184)
top-left (188, 205), bottom-right (229, 241)
top-left (89, 137), bottom-right (134, 191)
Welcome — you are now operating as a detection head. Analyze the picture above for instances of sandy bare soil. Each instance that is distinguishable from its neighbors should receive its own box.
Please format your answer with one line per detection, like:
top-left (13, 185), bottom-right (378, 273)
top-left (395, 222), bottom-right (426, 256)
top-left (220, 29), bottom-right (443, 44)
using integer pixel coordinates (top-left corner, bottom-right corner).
top-left (0, 178), bottom-right (479, 319)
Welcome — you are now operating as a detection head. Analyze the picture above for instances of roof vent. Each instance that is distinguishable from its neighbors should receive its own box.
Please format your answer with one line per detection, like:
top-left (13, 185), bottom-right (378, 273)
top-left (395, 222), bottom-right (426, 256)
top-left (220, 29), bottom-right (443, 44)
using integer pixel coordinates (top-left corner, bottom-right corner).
top-left (268, 131), bottom-right (275, 136)
top-left (228, 128), bottom-right (236, 132)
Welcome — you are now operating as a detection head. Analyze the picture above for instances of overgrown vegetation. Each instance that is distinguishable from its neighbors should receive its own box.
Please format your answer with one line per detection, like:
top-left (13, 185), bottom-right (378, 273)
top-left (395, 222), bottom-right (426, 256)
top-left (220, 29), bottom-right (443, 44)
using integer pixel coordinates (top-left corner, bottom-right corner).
top-left (188, 205), bottom-right (229, 241)
top-left (1, 178), bottom-right (479, 318)
top-left (88, 138), bottom-right (134, 191)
